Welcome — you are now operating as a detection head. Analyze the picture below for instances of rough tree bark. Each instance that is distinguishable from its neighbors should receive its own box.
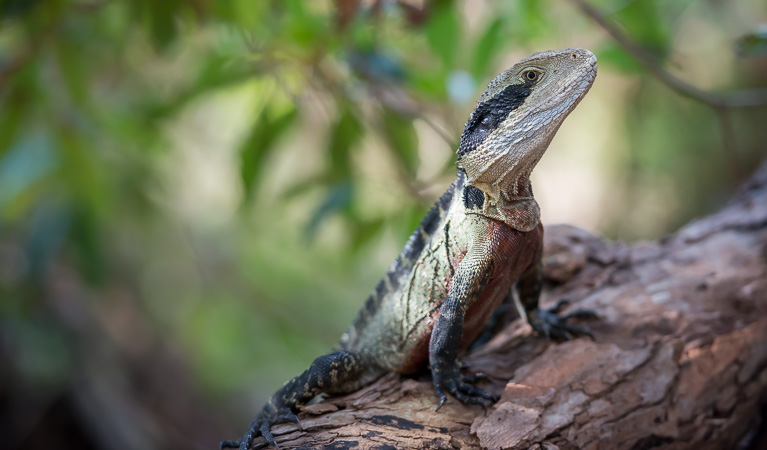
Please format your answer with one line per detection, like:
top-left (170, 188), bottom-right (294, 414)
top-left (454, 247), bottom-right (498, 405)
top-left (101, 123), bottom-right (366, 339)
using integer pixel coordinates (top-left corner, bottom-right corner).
top-left (250, 163), bottom-right (767, 450)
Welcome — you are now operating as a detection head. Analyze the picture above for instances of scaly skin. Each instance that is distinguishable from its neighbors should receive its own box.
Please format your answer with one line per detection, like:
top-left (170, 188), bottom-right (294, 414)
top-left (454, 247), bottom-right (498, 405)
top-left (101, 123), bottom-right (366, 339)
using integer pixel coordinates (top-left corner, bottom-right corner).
top-left (222, 48), bottom-right (598, 449)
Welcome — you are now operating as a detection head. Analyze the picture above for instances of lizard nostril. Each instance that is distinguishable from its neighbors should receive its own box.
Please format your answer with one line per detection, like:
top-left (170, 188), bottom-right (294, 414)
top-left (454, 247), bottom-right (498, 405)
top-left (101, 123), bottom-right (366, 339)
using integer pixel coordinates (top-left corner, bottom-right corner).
top-left (571, 53), bottom-right (578, 60)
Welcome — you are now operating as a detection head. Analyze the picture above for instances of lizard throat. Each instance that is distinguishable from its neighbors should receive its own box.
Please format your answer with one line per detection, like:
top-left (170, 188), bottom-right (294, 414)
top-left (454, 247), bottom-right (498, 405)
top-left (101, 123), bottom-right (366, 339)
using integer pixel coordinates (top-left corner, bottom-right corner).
top-left (464, 175), bottom-right (541, 232)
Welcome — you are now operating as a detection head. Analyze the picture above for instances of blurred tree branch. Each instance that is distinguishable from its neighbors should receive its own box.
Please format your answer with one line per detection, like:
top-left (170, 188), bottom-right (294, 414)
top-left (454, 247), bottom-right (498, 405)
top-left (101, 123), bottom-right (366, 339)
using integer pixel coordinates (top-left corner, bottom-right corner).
top-left (571, 0), bottom-right (767, 108)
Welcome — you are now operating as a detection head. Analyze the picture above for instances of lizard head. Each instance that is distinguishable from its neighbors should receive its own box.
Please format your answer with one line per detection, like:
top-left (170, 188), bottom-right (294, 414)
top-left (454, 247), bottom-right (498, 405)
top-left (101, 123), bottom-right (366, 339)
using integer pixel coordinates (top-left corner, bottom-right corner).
top-left (457, 48), bottom-right (597, 203)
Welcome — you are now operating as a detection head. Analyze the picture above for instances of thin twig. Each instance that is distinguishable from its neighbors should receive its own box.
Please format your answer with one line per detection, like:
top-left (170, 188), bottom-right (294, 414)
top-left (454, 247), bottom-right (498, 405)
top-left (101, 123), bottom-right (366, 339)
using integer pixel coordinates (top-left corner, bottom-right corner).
top-left (570, 0), bottom-right (767, 108)
top-left (418, 113), bottom-right (455, 147)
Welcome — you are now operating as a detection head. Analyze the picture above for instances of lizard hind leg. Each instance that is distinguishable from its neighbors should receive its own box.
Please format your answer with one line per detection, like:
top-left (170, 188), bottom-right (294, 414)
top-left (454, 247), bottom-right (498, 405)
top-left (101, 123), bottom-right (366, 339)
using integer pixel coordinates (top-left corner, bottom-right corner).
top-left (515, 252), bottom-right (598, 341)
top-left (222, 350), bottom-right (369, 449)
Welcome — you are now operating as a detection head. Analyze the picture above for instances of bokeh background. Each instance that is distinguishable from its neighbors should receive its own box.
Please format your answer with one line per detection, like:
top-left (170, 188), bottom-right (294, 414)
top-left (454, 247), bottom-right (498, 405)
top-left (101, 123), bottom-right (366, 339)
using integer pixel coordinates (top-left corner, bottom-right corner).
top-left (1, 1), bottom-right (766, 449)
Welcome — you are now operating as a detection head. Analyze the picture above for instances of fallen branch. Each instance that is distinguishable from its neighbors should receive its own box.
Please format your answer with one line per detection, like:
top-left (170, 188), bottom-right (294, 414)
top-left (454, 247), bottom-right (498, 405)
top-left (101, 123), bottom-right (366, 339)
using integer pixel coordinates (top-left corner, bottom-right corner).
top-left (246, 162), bottom-right (767, 449)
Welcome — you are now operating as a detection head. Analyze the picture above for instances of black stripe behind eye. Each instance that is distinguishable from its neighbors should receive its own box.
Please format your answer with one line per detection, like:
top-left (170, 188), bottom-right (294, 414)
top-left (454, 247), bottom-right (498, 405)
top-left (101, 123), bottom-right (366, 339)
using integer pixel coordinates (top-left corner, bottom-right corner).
top-left (457, 84), bottom-right (531, 158)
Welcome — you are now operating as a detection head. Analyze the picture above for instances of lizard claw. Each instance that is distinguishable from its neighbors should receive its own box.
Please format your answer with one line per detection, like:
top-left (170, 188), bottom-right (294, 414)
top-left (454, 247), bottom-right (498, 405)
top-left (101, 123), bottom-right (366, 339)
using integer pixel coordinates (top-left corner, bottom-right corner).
top-left (435, 393), bottom-right (448, 412)
top-left (432, 364), bottom-right (497, 411)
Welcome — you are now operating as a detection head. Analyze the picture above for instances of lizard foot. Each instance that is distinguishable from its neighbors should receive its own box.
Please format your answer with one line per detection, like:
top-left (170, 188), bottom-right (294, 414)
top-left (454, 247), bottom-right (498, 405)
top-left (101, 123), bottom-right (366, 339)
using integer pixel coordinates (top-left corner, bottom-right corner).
top-left (530, 299), bottom-right (598, 341)
top-left (433, 365), bottom-right (498, 411)
top-left (220, 408), bottom-right (302, 449)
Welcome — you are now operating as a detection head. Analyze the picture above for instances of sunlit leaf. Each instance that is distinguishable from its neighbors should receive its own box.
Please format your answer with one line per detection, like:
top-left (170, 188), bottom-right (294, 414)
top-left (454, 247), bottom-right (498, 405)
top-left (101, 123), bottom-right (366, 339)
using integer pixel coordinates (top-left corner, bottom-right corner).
top-left (285, 0), bottom-right (327, 49)
top-left (213, 0), bottom-right (269, 29)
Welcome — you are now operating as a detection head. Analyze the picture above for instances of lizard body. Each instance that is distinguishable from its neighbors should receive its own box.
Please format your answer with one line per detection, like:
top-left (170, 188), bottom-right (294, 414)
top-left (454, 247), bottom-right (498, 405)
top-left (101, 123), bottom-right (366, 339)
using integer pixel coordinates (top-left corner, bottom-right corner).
top-left (223, 48), bottom-right (598, 449)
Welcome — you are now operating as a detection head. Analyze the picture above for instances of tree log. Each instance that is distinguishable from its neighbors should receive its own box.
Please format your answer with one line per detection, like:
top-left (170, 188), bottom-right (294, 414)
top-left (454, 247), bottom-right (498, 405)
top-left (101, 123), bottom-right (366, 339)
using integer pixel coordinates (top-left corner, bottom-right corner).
top-left (249, 163), bottom-right (767, 450)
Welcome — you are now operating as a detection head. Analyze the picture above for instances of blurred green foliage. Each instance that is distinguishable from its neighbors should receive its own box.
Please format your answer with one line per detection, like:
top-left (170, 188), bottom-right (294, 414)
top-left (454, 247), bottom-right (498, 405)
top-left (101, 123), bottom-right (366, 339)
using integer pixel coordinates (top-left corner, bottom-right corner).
top-left (0, 1), bottom-right (765, 449)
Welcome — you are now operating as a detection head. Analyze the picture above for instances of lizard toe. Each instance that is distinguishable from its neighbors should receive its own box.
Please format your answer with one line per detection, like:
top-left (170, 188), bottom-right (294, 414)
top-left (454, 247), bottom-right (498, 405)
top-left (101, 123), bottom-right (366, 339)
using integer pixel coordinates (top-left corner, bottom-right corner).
top-left (259, 420), bottom-right (278, 448)
top-left (276, 408), bottom-right (303, 430)
top-left (562, 308), bottom-right (600, 321)
top-left (532, 304), bottom-right (596, 341)
top-left (231, 417), bottom-right (281, 450)
top-left (434, 367), bottom-right (497, 409)
top-left (460, 371), bottom-right (487, 384)
top-left (548, 298), bottom-right (571, 314)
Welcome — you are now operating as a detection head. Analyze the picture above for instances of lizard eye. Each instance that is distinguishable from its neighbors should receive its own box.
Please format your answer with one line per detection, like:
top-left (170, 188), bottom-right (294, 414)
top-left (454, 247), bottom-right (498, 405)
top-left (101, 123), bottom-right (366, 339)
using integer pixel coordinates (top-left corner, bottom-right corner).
top-left (479, 116), bottom-right (493, 132)
top-left (522, 69), bottom-right (542, 84)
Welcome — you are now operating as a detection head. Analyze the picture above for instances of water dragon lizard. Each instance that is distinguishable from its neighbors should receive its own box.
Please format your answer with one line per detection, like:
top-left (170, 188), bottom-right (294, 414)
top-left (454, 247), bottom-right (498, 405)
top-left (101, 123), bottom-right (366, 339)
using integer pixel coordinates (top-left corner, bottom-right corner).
top-left (223, 48), bottom-right (598, 449)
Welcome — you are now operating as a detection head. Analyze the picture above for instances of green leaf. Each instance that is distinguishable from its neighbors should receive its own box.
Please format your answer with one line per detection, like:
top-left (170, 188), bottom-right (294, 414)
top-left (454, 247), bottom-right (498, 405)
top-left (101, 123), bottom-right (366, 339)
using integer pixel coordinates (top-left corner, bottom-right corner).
top-left (239, 102), bottom-right (297, 201)
top-left (0, 98), bottom-right (24, 159)
top-left (213, 0), bottom-right (268, 29)
top-left (518, 0), bottom-right (547, 41)
top-left (350, 217), bottom-right (385, 250)
top-left (1, 0), bottom-right (42, 18)
top-left (327, 106), bottom-right (362, 181)
top-left (410, 69), bottom-right (448, 99)
top-left (596, 42), bottom-right (643, 74)
top-left (505, 0), bottom-right (547, 43)
top-left (71, 206), bottom-right (106, 284)
top-left (612, 0), bottom-right (670, 58)
top-left (735, 26), bottom-right (767, 58)
top-left (138, 0), bottom-right (182, 50)
top-left (56, 123), bottom-right (107, 218)
top-left (381, 108), bottom-right (419, 175)
top-left (54, 38), bottom-right (89, 109)
top-left (471, 18), bottom-right (504, 79)
top-left (425, 4), bottom-right (460, 68)
top-left (284, 0), bottom-right (327, 49)
top-left (304, 181), bottom-right (353, 240)
top-left (146, 54), bottom-right (255, 121)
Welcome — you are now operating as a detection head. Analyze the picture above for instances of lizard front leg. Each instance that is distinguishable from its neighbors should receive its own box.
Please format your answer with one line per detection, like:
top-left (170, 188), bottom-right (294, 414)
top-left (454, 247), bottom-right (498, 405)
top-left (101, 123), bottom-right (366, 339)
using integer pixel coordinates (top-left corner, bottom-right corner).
top-left (516, 248), bottom-right (596, 340)
top-left (429, 249), bottom-right (498, 410)
top-left (221, 351), bottom-right (376, 449)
